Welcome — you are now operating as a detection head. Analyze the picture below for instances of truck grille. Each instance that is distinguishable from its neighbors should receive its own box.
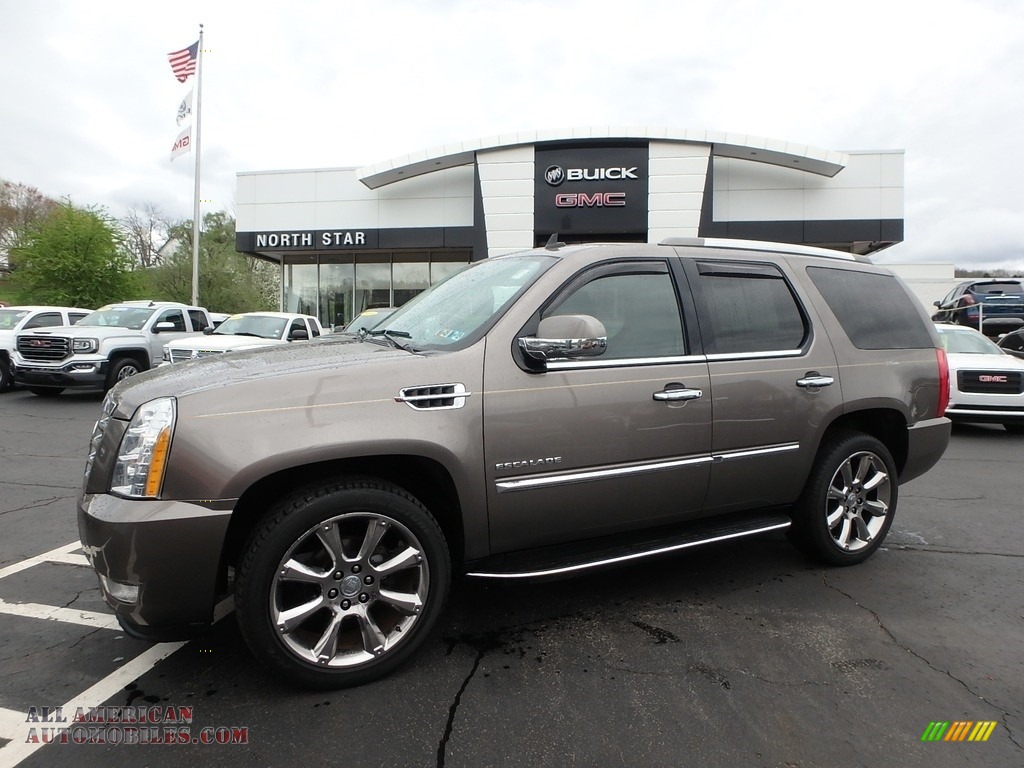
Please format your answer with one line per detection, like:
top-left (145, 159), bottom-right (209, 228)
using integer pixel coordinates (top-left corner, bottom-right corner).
top-left (168, 348), bottom-right (224, 363)
top-left (17, 335), bottom-right (70, 362)
top-left (958, 370), bottom-right (1023, 394)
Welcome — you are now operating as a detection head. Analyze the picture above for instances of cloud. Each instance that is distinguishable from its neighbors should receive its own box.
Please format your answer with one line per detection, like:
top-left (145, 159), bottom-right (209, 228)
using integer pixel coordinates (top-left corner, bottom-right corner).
top-left (1, 0), bottom-right (1021, 269)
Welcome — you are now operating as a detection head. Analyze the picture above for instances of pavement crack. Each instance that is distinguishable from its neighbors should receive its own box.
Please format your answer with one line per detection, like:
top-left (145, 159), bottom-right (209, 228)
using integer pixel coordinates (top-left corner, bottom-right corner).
top-left (822, 571), bottom-right (1024, 751)
top-left (888, 545), bottom-right (1024, 559)
top-left (437, 645), bottom-right (486, 768)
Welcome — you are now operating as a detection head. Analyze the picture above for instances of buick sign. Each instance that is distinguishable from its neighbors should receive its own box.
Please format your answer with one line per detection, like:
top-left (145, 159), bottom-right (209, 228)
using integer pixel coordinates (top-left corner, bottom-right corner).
top-left (544, 166), bottom-right (565, 186)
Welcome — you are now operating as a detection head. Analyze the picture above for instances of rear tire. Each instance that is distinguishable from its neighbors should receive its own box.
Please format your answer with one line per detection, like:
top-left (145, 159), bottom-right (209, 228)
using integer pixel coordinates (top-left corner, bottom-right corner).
top-left (789, 431), bottom-right (897, 566)
top-left (235, 477), bottom-right (451, 689)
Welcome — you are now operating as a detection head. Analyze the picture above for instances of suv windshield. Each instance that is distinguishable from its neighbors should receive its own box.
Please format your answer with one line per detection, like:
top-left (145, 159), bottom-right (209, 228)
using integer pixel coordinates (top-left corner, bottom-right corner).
top-left (76, 307), bottom-right (156, 330)
top-left (367, 254), bottom-right (554, 350)
top-left (0, 309), bottom-right (30, 329)
top-left (214, 315), bottom-right (289, 340)
top-left (936, 326), bottom-right (1003, 354)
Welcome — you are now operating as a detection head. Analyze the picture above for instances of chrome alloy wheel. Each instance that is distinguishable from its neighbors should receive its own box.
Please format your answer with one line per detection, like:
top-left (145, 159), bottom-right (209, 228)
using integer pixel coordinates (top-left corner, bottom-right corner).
top-left (116, 363), bottom-right (141, 381)
top-left (824, 450), bottom-right (891, 552)
top-left (271, 513), bottom-right (429, 668)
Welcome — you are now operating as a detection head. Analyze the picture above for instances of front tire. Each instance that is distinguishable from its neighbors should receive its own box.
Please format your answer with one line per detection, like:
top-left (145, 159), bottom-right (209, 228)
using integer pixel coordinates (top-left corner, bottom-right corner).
top-left (0, 360), bottom-right (11, 391)
top-left (105, 358), bottom-right (144, 390)
top-left (790, 431), bottom-right (897, 566)
top-left (235, 478), bottom-right (451, 689)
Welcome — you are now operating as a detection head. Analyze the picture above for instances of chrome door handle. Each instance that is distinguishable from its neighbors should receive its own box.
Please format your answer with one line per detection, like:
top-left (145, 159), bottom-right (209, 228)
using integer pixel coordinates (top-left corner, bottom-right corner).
top-left (796, 374), bottom-right (835, 388)
top-left (653, 388), bottom-right (703, 402)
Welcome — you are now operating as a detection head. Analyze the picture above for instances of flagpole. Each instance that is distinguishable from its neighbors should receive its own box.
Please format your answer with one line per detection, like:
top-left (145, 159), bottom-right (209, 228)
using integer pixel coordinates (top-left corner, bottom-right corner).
top-left (190, 24), bottom-right (204, 307)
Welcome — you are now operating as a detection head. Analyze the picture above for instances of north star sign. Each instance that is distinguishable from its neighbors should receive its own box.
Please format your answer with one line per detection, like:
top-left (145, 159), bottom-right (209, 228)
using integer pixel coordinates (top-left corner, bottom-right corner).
top-left (252, 231), bottom-right (367, 248)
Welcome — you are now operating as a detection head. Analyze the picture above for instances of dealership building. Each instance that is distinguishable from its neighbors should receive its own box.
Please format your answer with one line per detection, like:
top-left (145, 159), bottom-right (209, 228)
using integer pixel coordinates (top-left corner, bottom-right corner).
top-left (235, 126), bottom-right (907, 330)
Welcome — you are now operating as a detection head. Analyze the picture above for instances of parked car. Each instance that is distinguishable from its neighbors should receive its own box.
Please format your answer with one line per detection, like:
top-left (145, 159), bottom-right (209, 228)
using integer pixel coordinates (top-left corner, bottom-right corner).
top-left (162, 311), bottom-right (325, 364)
top-left (996, 326), bottom-right (1024, 361)
top-left (79, 238), bottom-right (950, 689)
top-left (0, 305), bottom-right (93, 391)
top-left (13, 301), bottom-right (214, 395)
top-left (932, 278), bottom-right (1024, 336)
top-left (341, 307), bottom-right (397, 335)
top-left (935, 323), bottom-right (1024, 434)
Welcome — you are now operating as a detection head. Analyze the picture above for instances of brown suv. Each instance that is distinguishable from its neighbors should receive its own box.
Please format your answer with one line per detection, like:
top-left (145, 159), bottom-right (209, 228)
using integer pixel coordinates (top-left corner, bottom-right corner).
top-left (78, 238), bottom-right (951, 689)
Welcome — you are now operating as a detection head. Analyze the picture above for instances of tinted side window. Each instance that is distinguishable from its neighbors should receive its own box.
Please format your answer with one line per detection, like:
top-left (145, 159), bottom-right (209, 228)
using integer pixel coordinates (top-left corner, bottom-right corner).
top-left (547, 271), bottom-right (685, 360)
top-left (188, 309), bottom-right (211, 331)
top-left (309, 321), bottom-right (321, 338)
top-left (24, 312), bottom-right (61, 329)
top-left (807, 267), bottom-right (934, 349)
top-left (157, 309), bottom-right (187, 332)
top-left (69, 313), bottom-right (89, 325)
top-left (693, 262), bottom-right (806, 354)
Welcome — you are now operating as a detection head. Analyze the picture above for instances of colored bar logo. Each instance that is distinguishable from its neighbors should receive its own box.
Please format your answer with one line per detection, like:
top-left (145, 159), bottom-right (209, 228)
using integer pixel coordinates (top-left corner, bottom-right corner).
top-left (921, 721), bottom-right (997, 742)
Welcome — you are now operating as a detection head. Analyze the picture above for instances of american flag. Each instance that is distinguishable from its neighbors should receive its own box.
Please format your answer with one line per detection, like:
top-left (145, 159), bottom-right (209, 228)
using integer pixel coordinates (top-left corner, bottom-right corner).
top-left (167, 41), bottom-right (198, 83)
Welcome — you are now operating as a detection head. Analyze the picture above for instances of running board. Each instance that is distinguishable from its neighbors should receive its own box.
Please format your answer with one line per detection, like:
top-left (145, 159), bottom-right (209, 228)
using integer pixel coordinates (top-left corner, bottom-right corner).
top-left (465, 512), bottom-right (791, 579)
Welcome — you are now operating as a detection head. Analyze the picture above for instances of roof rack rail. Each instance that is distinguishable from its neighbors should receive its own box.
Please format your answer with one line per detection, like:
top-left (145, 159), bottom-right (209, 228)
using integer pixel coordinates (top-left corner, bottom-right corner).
top-left (659, 237), bottom-right (867, 263)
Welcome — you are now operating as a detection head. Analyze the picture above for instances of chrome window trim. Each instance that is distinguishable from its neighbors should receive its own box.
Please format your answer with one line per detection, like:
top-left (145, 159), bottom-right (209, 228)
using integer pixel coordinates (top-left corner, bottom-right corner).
top-left (705, 349), bottom-right (804, 362)
top-left (466, 520), bottom-right (792, 578)
top-left (545, 354), bottom-right (706, 371)
top-left (496, 455), bottom-right (714, 493)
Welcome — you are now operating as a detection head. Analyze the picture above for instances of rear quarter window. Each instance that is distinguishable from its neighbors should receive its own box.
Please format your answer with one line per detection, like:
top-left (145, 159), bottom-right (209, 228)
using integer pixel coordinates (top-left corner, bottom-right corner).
top-left (807, 266), bottom-right (934, 349)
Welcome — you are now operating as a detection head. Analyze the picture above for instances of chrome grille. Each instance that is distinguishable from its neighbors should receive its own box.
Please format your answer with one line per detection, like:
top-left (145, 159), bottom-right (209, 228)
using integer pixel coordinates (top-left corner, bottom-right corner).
top-left (17, 335), bottom-right (70, 361)
top-left (958, 370), bottom-right (1023, 394)
top-left (168, 348), bottom-right (224, 363)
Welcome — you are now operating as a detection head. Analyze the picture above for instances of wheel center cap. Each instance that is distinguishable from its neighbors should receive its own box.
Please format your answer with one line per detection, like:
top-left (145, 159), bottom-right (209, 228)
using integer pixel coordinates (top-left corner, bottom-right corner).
top-left (340, 575), bottom-right (361, 597)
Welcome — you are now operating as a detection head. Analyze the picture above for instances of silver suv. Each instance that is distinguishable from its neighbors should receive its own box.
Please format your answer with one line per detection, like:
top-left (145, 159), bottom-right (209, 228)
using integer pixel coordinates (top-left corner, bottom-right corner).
top-left (78, 239), bottom-right (951, 689)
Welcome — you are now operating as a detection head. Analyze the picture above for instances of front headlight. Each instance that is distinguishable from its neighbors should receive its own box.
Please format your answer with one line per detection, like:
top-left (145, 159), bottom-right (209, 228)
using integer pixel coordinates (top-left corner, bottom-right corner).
top-left (73, 337), bottom-right (99, 353)
top-left (111, 397), bottom-right (176, 498)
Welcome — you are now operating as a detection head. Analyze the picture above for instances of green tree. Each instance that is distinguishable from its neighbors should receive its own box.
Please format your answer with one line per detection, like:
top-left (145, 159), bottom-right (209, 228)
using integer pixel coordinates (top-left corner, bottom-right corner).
top-left (149, 212), bottom-right (278, 312)
top-left (8, 201), bottom-right (136, 307)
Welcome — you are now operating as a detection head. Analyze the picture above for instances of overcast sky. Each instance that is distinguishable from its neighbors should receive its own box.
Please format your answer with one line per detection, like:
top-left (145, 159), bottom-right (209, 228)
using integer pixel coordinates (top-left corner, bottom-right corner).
top-left (2, 0), bottom-right (1022, 269)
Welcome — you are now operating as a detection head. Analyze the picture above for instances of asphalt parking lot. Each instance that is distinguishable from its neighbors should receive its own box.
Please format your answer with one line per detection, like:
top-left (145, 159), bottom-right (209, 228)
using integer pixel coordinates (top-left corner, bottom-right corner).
top-left (0, 388), bottom-right (1021, 767)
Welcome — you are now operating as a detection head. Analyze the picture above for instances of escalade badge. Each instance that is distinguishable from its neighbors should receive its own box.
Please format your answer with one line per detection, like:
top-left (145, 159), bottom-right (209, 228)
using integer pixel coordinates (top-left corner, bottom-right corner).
top-left (495, 457), bottom-right (562, 471)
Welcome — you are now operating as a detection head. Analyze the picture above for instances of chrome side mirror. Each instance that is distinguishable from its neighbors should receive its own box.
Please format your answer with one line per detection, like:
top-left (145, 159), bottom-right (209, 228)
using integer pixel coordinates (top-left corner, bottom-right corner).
top-left (519, 314), bottom-right (607, 363)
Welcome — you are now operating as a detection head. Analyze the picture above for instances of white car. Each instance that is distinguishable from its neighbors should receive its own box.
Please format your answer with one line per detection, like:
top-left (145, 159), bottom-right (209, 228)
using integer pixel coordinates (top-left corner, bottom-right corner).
top-left (935, 323), bottom-right (1024, 434)
top-left (0, 305), bottom-right (93, 390)
top-left (162, 311), bottom-right (325, 364)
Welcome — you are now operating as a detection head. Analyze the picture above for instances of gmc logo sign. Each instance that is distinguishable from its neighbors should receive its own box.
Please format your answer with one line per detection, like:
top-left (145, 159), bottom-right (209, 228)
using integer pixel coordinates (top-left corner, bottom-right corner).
top-left (554, 192), bottom-right (626, 208)
top-left (979, 374), bottom-right (1008, 383)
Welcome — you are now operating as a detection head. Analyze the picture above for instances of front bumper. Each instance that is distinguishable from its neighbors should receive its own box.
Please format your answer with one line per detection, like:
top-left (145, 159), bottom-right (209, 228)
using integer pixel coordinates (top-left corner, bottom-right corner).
top-left (13, 358), bottom-right (109, 389)
top-left (945, 404), bottom-right (1024, 425)
top-left (78, 493), bottom-right (233, 639)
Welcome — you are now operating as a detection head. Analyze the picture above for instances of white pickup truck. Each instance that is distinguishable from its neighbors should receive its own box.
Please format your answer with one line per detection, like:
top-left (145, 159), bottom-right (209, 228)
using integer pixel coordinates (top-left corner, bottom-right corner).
top-left (0, 305), bottom-right (94, 391)
top-left (13, 300), bottom-right (214, 396)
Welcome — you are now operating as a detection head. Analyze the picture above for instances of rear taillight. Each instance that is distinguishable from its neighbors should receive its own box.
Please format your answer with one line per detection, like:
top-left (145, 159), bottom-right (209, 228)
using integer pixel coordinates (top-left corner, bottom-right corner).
top-left (936, 347), bottom-right (950, 416)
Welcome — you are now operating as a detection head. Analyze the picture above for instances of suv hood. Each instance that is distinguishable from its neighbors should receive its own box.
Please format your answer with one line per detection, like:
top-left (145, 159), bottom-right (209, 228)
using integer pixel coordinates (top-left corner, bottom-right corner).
top-left (167, 334), bottom-right (283, 352)
top-left (113, 335), bottom-right (416, 414)
top-left (22, 325), bottom-right (149, 341)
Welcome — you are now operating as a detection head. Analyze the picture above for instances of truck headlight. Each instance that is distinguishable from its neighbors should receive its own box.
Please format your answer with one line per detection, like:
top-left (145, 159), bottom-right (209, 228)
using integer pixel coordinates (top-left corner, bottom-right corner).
top-left (73, 337), bottom-right (99, 353)
top-left (111, 397), bottom-right (176, 498)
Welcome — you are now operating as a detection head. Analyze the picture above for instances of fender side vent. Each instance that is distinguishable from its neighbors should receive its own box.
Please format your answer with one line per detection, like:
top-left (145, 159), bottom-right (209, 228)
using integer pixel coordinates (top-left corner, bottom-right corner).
top-left (396, 383), bottom-right (470, 410)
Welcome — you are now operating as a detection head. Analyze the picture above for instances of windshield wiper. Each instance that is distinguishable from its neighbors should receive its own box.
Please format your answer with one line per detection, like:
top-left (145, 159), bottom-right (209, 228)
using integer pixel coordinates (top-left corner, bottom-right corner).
top-left (366, 328), bottom-right (414, 351)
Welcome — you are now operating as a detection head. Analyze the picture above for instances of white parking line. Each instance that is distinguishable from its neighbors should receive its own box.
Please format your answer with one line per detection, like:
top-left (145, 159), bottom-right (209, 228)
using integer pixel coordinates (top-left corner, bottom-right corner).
top-left (0, 707), bottom-right (27, 743)
top-left (0, 542), bottom-right (82, 580)
top-left (43, 552), bottom-right (90, 567)
top-left (0, 597), bottom-right (234, 765)
top-left (0, 597), bottom-right (120, 630)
